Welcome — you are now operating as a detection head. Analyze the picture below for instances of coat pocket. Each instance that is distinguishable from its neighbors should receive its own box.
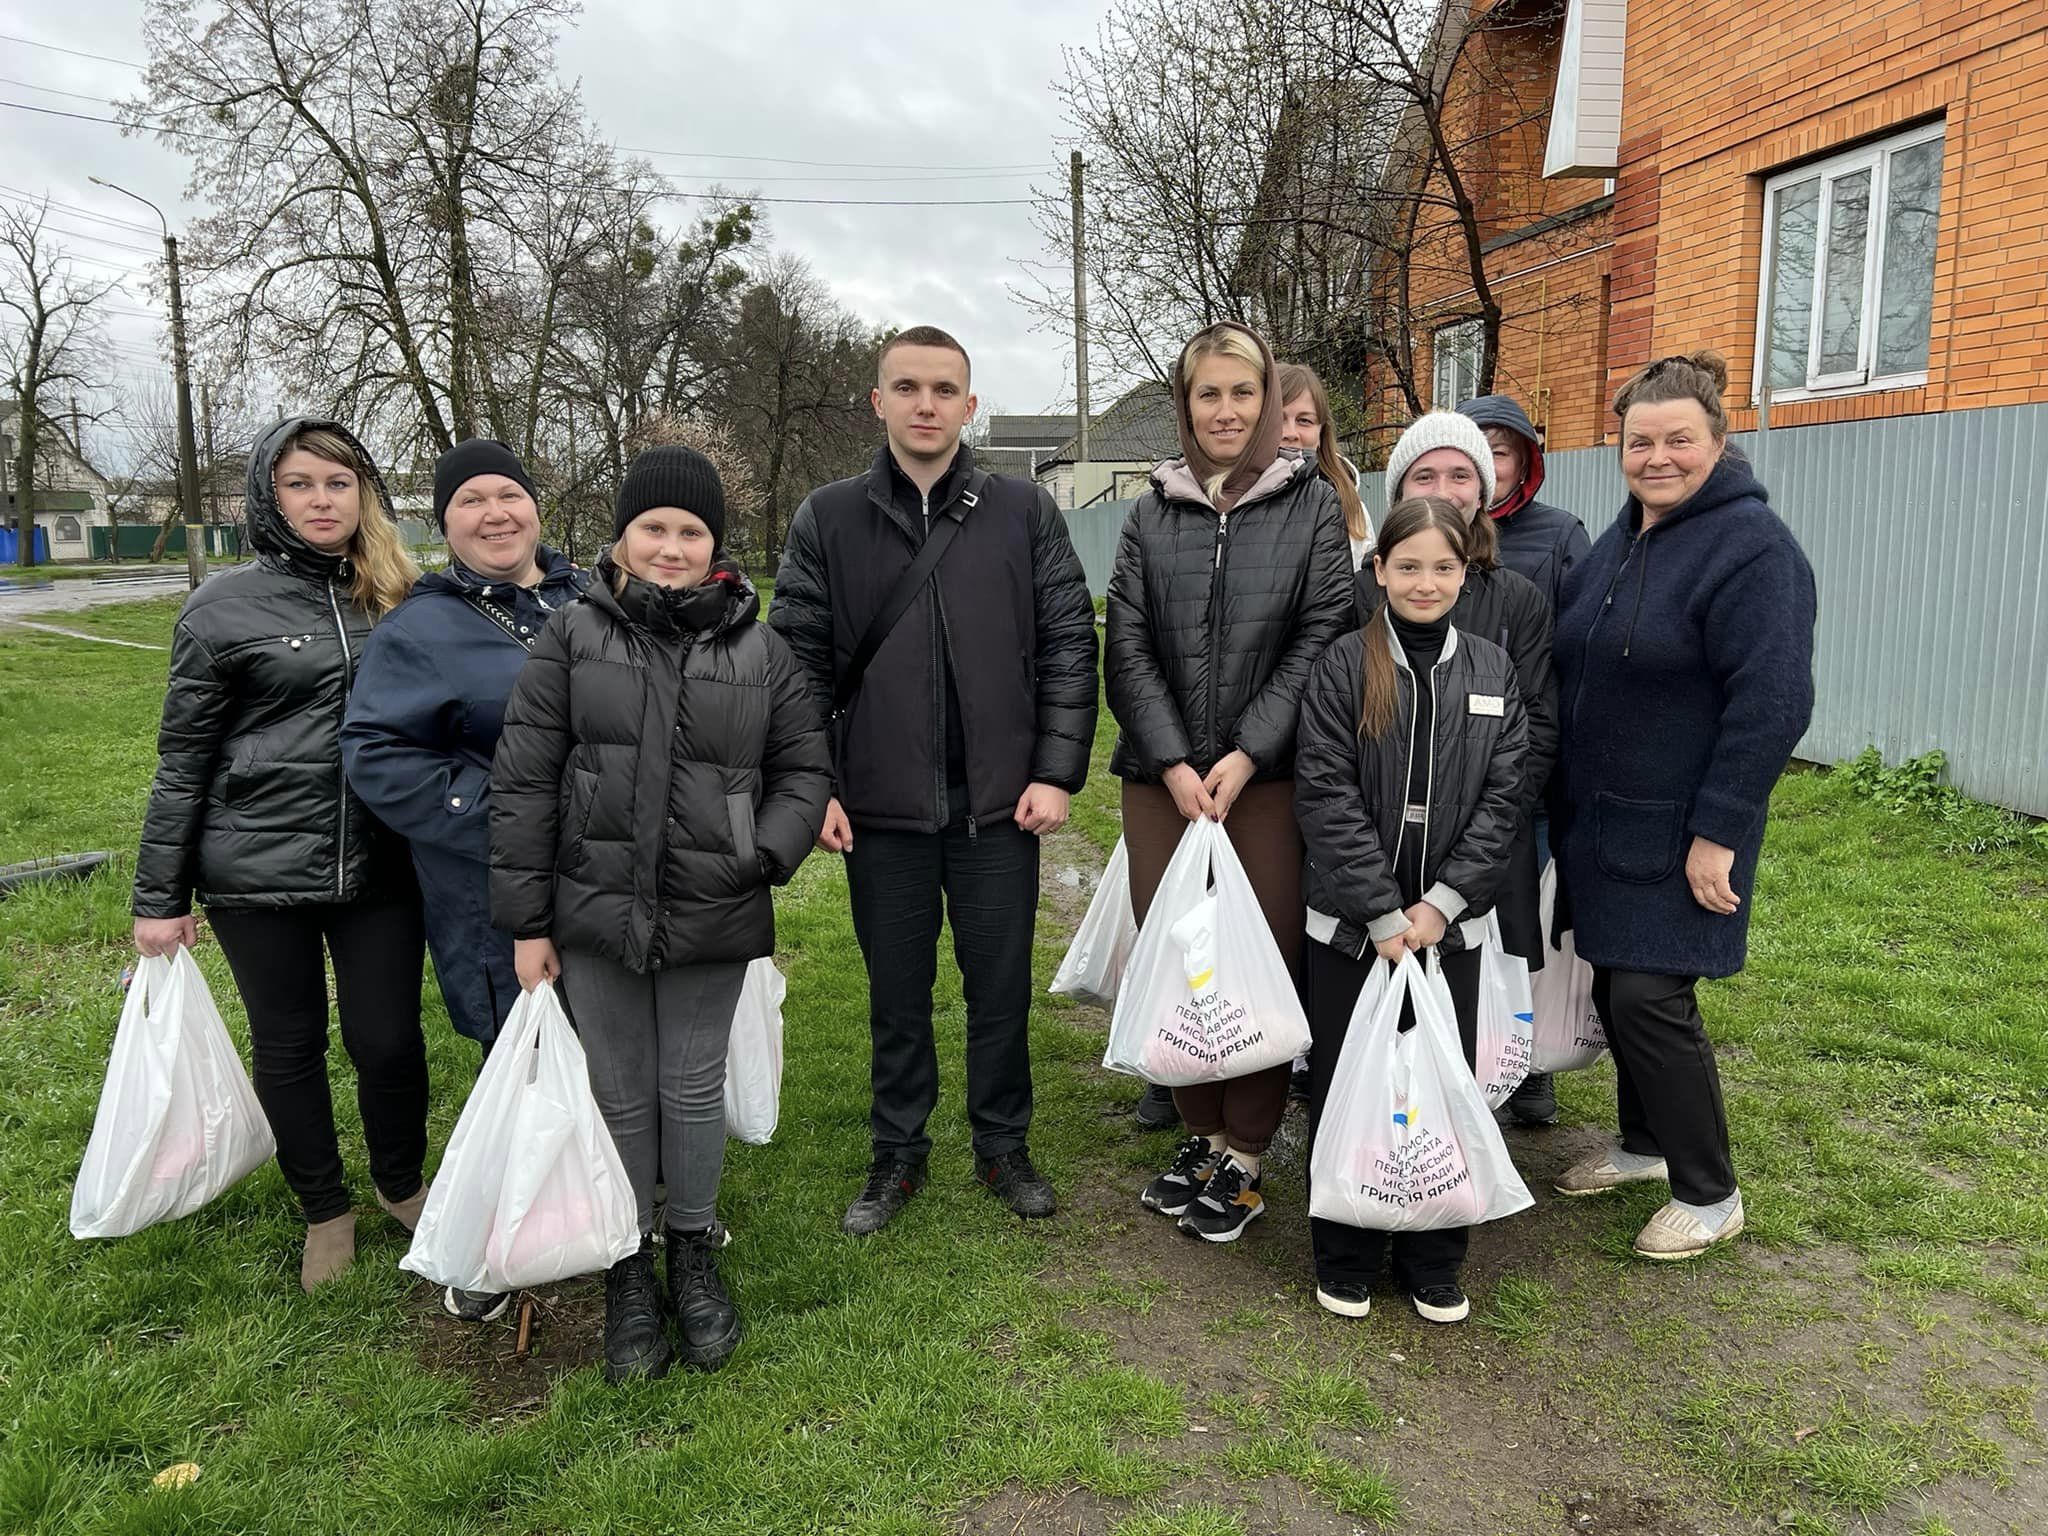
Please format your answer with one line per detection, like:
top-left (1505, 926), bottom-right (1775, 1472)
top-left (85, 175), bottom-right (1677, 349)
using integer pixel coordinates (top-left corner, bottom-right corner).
top-left (1593, 793), bottom-right (1685, 884)
top-left (726, 790), bottom-right (759, 878)
top-left (567, 768), bottom-right (600, 857)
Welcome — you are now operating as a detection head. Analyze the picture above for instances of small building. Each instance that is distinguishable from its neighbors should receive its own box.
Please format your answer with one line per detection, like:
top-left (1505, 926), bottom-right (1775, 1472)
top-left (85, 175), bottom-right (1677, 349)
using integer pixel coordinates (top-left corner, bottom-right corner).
top-left (0, 400), bottom-right (113, 563)
top-left (1034, 383), bottom-right (1180, 511)
top-left (974, 413), bottom-right (1078, 481)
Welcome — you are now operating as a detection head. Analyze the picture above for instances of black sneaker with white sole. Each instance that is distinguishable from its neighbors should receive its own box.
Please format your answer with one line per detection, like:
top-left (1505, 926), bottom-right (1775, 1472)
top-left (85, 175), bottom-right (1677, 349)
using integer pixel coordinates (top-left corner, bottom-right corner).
top-left (1410, 1284), bottom-right (1470, 1324)
top-left (1140, 1135), bottom-right (1219, 1216)
top-left (1504, 1071), bottom-right (1558, 1126)
top-left (442, 1286), bottom-right (511, 1324)
top-left (1177, 1155), bottom-right (1264, 1243)
top-left (1315, 1282), bottom-right (1371, 1318)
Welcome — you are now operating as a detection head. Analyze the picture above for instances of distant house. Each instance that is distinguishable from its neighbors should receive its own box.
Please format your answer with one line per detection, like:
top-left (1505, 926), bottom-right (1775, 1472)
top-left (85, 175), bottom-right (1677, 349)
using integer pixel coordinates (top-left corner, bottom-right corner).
top-left (974, 413), bottom-right (1078, 481)
top-left (1034, 383), bottom-right (1180, 510)
top-left (0, 399), bottom-right (113, 563)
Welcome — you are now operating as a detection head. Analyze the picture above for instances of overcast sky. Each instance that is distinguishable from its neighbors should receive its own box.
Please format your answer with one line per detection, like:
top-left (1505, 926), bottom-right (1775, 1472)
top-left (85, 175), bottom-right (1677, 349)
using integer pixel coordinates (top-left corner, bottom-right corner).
top-left (1, 1), bottom-right (1110, 460)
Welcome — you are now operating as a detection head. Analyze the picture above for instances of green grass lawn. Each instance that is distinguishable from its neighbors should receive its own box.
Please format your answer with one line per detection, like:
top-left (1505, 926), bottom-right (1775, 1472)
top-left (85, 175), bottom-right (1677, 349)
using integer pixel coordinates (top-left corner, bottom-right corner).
top-left (0, 600), bottom-right (2042, 1536)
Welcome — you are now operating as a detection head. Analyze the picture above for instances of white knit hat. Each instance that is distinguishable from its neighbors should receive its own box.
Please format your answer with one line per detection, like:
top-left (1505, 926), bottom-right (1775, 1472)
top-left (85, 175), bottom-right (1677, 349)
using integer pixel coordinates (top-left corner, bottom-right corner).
top-left (1384, 410), bottom-right (1496, 513)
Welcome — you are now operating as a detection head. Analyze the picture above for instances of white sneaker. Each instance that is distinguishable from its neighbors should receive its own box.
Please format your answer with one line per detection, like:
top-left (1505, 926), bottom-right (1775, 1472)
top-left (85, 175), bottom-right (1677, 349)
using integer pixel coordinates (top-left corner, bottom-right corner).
top-left (1554, 1149), bottom-right (1669, 1198)
top-left (1634, 1192), bottom-right (1745, 1260)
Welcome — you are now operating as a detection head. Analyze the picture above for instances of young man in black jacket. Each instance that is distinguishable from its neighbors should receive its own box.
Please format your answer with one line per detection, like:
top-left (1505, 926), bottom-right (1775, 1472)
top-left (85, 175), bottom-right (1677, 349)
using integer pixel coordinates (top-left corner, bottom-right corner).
top-left (768, 326), bottom-right (1100, 1235)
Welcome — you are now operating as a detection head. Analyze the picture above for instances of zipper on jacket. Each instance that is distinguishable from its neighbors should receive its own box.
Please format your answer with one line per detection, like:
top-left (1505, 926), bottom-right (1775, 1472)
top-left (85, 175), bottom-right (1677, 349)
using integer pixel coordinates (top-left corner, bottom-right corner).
top-left (923, 494), bottom-right (949, 829)
top-left (1419, 648), bottom-right (1448, 904)
top-left (1204, 508), bottom-right (1231, 764)
top-left (1388, 631), bottom-right (1419, 879)
top-left (1571, 532), bottom-right (1642, 731)
top-left (325, 579), bottom-right (353, 899)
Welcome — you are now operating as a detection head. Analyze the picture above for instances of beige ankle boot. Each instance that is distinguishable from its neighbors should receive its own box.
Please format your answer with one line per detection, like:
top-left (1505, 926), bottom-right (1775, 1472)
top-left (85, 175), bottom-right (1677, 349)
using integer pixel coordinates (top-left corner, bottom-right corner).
top-left (375, 1183), bottom-right (429, 1233)
top-left (301, 1212), bottom-right (356, 1292)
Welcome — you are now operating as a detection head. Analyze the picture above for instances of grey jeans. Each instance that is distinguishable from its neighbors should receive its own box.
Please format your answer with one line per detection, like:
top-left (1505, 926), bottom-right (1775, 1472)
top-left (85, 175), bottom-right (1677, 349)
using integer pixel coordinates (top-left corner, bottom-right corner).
top-left (559, 951), bottom-right (747, 1234)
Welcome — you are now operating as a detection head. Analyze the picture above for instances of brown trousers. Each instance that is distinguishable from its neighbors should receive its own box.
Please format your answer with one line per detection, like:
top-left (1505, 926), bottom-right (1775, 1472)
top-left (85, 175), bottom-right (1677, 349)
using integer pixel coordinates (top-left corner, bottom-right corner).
top-left (1121, 778), bottom-right (1303, 1155)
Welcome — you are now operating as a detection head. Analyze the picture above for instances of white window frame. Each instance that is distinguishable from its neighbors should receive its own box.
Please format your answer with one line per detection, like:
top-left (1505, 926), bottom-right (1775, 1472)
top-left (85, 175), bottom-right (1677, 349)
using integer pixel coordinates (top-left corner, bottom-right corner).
top-left (1431, 320), bottom-right (1484, 408)
top-left (1753, 121), bottom-right (1943, 404)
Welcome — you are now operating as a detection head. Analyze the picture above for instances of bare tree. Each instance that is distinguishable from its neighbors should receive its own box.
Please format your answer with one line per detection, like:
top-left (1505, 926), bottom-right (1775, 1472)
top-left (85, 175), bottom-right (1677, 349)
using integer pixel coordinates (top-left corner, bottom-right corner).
top-left (0, 201), bottom-right (117, 567)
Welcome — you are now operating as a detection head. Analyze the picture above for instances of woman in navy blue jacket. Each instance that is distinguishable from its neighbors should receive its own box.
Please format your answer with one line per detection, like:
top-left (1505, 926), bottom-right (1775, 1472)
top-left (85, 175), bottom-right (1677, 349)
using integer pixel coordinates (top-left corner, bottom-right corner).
top-left (1549, 351), bottom-right (1816, 1261)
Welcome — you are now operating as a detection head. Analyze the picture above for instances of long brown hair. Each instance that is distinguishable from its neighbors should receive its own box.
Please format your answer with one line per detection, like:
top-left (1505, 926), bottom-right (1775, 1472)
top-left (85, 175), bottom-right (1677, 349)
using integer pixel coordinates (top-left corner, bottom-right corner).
top-left (282, 427), bottom-right (417, 619)
top-left (1359, 496), bottom-right (1473, 739)
top-left (1277, 362), bottom-right (1368, 544)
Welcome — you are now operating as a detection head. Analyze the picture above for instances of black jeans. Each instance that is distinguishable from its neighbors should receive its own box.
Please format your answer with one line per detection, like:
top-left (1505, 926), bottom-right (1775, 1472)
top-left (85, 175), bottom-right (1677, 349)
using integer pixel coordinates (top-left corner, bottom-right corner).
top-left (1305, 941), bottom-right (1482, 1292)
top-left (209, 896), bottom-right (429, 1224)
top-left (844, 797), bottom-right (1039, 1162)
top-left (1593, 967), bottom-right (1735, 1205)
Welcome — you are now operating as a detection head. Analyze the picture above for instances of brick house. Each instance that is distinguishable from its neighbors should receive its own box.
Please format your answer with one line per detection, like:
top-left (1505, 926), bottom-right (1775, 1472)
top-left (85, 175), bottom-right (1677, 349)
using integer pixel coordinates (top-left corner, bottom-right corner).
top-left (1397, 0), bottom-right (2047, 448)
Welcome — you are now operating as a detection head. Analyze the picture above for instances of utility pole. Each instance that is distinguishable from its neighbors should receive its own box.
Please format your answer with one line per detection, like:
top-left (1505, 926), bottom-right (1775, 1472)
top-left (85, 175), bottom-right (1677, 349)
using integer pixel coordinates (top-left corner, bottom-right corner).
top-left (1070, 150), bottom-right (1089, 466)
top-left (92, 176), bottom-right (207, 589)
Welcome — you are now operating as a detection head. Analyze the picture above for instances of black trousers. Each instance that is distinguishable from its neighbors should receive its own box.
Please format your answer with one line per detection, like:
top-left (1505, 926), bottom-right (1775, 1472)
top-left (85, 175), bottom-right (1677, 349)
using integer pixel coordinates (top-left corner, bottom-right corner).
top-left (209, 896), bottom-right (429, 1224)
top-left (1593, 967), bottom-right (1735, 1205)
top-left (844, 799), bottom-right (1040, 1162)
top-left (1306, 941), bottom-right (1482, 1292)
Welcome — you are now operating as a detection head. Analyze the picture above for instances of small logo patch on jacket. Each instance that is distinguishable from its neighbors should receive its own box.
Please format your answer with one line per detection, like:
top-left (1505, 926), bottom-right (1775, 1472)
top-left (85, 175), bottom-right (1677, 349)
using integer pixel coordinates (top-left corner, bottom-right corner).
top-left (1467, 693), bottom-right (1505, 717)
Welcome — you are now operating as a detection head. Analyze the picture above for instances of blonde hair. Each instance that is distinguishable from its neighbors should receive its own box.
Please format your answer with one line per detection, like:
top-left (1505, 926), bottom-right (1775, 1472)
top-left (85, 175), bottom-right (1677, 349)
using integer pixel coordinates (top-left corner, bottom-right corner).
top-left (1277, 362), bottom-right (1368, 544)
top-left (1180, 325), bottom-right (1269, 504)
top-left (283, 427), bottom-right (417, 619)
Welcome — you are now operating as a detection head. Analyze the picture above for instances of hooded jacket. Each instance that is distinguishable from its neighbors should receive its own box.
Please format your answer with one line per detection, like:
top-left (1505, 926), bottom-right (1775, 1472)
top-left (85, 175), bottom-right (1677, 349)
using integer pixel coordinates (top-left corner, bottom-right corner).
top-left (341, 547), bottom-right (586, 1043)
top-left (1457, 394), bottom-right (1592, 613)
top-left (490, 557), bottom-right (833, 973)
top-left (1552, 453), bottom-right (1816, 979)
top-left (1294, 614), bottom-right (1529, 960)
top-left (1106, 453), bottom-right (1354, 783)
top-left (767, 444), bottom-right (1098, 834)
top-left (133, 417), bottom-right (411, 918)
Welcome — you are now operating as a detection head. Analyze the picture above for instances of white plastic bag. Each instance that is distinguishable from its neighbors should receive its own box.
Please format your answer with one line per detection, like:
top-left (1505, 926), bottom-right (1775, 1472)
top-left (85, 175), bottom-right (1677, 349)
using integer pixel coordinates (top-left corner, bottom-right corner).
top-left (724, 957), bottom-right (786, 1145)
top-left (1309, 952), bottom-right (1534, 1233)
top-left (401, 984), bottom-right (640, 1293)
top-left (1050, 837), bottom-right (1138, 1008)
top-left (1473, 911), bottom-right (1535, 1111)
top-left (1103, 818), bottom-right (1311, 1086)
top-left (1531, 861), bottom-right (1607, 1072)
top-left (71, 947), bottom-right (277, 1239)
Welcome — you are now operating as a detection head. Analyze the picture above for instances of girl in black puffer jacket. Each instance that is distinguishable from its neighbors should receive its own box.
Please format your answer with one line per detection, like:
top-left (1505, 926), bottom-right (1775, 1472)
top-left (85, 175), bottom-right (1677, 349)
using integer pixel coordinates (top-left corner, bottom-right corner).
top-left (1294, 496), bottom-right (1528, 1328)
top-left (490, 446), bottom-right (830, 1384)
top-left (130, 417), bottom-right (428, 1293)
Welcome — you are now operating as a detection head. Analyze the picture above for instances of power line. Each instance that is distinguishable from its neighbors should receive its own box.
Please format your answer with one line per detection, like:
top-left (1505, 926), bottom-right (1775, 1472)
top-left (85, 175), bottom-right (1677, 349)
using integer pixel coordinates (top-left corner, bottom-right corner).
top-left (0, 32), bottom-right (143, 69)
top-left (0, 182), bottom-right (159, 234)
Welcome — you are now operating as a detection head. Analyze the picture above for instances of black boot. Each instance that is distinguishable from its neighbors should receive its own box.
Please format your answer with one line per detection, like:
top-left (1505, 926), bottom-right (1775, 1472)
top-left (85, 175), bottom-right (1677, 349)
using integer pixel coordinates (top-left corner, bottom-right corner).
top-left (667, 1226), bottom-right (741, 1371)
top-left (602, 1238), bottom-right (672, 1383)
top-left (1134, 1082), bottom-right (1181, 1130)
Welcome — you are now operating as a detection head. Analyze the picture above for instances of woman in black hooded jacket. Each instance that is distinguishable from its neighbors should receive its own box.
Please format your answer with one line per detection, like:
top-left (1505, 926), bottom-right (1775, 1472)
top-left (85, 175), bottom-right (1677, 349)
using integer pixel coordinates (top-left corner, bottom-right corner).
top-left (490, 446), bottom-right (831, 1384)
top-left (1295, 496), bottom-right (1529, 1326)
top-left (130, 417), bottom-right (428, 1293)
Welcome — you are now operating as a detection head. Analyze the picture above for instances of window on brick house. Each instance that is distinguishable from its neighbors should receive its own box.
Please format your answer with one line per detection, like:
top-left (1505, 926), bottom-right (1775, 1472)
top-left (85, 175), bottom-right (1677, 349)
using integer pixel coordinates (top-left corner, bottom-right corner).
top-left (1757, 122), bottom-right (1943, 399)
top-left (1431, 321), bottom-right (1483, 408)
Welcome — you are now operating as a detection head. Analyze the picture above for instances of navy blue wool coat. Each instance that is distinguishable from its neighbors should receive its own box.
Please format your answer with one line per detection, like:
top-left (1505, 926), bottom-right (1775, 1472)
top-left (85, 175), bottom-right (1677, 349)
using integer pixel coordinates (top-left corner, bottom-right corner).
top-left (342, 548), bottom-right (586, 1044)
top-left (1552, 454), bottom-right (1816, 979)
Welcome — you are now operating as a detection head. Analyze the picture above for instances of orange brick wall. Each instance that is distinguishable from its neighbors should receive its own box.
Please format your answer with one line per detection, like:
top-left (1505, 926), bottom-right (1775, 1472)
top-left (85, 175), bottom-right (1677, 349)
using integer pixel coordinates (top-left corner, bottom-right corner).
top-left (1612, 0), bottom-right (2048, 434)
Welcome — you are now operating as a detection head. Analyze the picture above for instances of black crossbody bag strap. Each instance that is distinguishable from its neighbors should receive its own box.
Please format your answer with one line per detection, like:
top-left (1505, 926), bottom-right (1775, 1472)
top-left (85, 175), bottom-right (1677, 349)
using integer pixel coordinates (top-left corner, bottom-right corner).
top-left (831, 471), bottom-right (988, 720)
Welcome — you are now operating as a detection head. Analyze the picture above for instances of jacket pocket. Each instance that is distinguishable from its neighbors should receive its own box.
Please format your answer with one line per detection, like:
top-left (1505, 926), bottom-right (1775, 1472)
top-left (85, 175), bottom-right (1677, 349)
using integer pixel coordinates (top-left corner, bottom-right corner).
top-left (567, 768), bottom-right (600, 857)
top-left (1593, 793), bottom-right (1685, 884)
top-left (726, 791), bottom-right (759, 878)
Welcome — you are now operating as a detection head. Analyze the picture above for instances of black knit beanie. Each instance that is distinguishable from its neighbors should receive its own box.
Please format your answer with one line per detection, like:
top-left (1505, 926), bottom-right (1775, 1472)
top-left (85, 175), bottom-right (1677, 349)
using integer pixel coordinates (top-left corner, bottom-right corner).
top-left (433, 438), bottom-right (538, 531)
top-left (615, 445), bottom-right (726, 543)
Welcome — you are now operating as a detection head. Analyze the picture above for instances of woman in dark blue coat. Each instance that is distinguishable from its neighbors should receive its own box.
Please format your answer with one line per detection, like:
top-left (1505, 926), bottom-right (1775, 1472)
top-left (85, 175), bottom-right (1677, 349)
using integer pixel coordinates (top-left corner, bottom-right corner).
top-left (1550, 351), bottom-right (1816, 1261)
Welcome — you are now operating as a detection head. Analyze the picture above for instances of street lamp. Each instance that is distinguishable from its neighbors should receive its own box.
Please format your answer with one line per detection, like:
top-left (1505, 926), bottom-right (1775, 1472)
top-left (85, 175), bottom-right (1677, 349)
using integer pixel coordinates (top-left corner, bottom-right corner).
top-left (89, 176), bottom-right (206, 590)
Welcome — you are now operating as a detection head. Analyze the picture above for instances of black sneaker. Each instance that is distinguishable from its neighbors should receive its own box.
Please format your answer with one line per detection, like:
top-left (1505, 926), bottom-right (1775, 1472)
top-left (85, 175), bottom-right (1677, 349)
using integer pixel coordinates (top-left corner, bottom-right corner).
top-left (1177, 1155), bottom-right (1264, 1243)
top-left (1140, 1135), bottom-right (1220, 1216)
top-left (1410, 1284), bottom-right (1471, 1324)
top-left (1505, 1071), bottom-right (1559, 1126)
top-left (666, 1227), bottom-right (740, 1371)
top-left (842, 1156), bottom-right (928, 1236)
top-left (441, 1287), bottom-right (511, 1324)
top-left (602, 1240), bottom-right (673, 1382)
top-left (1134, 1082), bottom-right (1181, 1130)
top-left (976, 1148), bottom-right (1056, 1218)
top-left (1315, 1282), bottom-right (1372, 1318)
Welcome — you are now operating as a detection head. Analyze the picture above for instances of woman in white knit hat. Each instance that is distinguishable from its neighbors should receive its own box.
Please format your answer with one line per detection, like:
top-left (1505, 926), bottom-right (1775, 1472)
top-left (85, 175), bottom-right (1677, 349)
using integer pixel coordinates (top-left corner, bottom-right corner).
top-left (1360, 412), bottom-right (1560, 1072)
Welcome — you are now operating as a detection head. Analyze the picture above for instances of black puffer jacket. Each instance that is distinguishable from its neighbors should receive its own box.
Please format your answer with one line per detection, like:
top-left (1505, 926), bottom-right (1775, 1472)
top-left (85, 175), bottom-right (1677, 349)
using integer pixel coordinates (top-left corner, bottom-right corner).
top-left (767, 445), bottom-right (1098, 833)
top-left (1106, 454), bottom-right (1353, 782)
top-left (1295, 616), bottom-right (1528, 960)
top-left (133, 416), bottom-right (409, 918)
top-left (490, 557), bottom-right (832, 973)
